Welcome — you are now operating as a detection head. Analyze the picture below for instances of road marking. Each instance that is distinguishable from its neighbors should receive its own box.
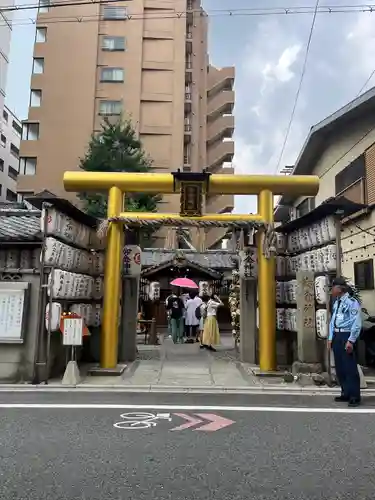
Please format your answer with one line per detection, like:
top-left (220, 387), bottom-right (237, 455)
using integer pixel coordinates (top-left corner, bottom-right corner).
top-left (113, 411), bottom-right (172, 430)
top-left (194, 413), bottom-right (235, 431)
top-left (0, 404), bottom-right (375, 413)
top-left (171, 413), bottom-right (203, 431)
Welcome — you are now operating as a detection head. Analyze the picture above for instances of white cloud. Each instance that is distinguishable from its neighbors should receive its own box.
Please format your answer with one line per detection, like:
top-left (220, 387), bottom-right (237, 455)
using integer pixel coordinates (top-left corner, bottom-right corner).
top-left (345, 12), bottom-right (375, 86)
top-left (262, 44), bottom-right (302, 83)
top-left (231, 17), bottom-right (305, 213)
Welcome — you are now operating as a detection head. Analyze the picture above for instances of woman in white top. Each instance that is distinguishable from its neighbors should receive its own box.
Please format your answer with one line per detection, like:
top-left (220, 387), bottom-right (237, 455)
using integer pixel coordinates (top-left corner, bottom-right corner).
top-left (201, 294), bottom-right (223, 351)
top-left (185, 292), bottom-right (202, 342)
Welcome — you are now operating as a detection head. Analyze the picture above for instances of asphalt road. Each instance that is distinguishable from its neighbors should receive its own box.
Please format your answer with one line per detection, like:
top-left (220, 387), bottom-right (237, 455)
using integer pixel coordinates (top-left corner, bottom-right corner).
top-left (1, 392), bottom-right (374, 500)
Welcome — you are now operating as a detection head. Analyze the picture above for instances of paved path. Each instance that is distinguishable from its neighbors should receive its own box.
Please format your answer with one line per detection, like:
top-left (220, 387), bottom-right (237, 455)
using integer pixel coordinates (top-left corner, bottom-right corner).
top-left (1, 392), bottom-right (375, 499)
top-left (81, 337), bottom-right (262, 388)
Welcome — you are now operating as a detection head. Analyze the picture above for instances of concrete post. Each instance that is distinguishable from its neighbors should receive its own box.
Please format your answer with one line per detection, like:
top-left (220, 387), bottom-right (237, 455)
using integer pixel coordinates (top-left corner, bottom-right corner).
top-left (296, 270), bottom-right (318, 363)
top-left (119, 276), bottom-right (139, 362)
top-left (239, 278), bottom-right (257, 363)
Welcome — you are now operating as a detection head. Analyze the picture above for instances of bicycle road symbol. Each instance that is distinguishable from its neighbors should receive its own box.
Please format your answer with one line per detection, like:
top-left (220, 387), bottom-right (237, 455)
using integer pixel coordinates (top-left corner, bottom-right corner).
top-left (113, 412), bottom-right (172, 430)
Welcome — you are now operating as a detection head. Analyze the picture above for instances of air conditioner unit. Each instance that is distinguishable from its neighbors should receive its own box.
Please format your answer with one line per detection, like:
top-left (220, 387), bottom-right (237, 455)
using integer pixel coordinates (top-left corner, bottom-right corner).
top-left (289, 207), bottom-right (298, 221)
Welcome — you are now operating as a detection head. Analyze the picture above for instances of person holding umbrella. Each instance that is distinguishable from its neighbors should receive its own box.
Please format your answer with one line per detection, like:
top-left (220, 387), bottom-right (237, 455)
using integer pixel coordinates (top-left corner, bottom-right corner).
top-left (169, 278), bottom-right (199, 343)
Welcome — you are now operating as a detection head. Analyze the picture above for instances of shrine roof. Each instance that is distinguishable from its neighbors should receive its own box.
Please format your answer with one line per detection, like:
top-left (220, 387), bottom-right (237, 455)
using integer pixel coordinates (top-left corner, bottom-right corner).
top-left (0, 203), bottom-right (42, 242)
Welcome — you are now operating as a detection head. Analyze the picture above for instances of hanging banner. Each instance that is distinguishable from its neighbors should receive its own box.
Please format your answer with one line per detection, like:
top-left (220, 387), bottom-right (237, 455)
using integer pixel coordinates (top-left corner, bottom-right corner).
top-left (123, 245), bottom-right (142, 277)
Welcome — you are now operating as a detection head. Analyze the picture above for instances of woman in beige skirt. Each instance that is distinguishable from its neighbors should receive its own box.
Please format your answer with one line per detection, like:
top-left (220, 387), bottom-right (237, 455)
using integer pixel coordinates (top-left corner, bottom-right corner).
top-left (202, 294), bottom-right (223, 352)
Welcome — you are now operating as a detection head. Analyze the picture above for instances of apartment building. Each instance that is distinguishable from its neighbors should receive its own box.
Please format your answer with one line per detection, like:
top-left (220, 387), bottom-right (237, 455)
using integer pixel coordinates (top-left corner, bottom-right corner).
top-left (18, 0), bottom-right (235, 248)
top-left (0, 0), bottom-right (13, 130)
top-left (1, 106), bottom-right (21, 202)
top-left (274, 88), bottom-right (375, 313)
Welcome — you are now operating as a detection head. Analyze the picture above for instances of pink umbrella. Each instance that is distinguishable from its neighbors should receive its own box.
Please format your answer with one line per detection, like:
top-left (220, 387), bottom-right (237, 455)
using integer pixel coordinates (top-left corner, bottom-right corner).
top-left (170, 277), bottom-right (198, 289)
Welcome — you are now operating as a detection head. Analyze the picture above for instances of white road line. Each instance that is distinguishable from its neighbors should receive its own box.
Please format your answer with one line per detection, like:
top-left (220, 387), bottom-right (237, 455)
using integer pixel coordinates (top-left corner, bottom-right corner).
top-left (0, 404), bottom-right (374, 413)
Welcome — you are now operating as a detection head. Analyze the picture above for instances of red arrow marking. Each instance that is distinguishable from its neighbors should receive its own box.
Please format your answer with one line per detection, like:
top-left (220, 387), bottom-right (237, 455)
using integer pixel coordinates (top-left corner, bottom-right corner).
top-left (194, 413), bottom-right (235, 432)
top-left (171, 413), bottom-right (203, 431)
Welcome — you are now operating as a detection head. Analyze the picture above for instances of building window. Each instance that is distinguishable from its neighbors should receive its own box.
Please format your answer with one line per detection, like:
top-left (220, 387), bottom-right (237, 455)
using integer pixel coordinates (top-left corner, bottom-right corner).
top-left (6, 189), bottom-right (17, 202)
top-left (335, 155), bottom-right (366, 195)
top-left (8, 166), bottom-right (18, 181)
top-left (39, 0), bottom-right (50, 13)
top-left (296, 197), bottom-right (315, 217)
top-left (0, 158), bottom-right (3, 171)
top-left (10, 144), bottom-right (19, 159)
top-left (354, 259), bottom-right (374, 290)
top-left (0, 134), bottom-right (5, 147)
top-left (32, 58), bottom-right (44, 74)
top-left (103, 6), bottom-right (127, 19)
top-left (100, 67), bottom-right (124, 82)
top-left (102, 36), bottom-right (125, 51)
top-left (12, 120), bottom-right (22, 136)
top-left (30, 90), bottom-right (42, 107)
top-left (36, 27), bottom-right (47, 42)
top-left (19, 157), bottom-right (37, 175)
top-left (99, 100), bottom-right (122, 115)
top-left (22, 123), bottom-right (40, 140)
top-left (2, 109), bottom-right (8, 122)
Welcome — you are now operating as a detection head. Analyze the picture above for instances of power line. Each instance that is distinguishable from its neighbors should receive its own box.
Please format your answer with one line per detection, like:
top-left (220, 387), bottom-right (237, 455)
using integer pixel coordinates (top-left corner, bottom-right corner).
top-left (274, 0), bottom-right (320, 174)
top-left (2, 4), bottom-right (375, 28)
top-left (356, 69), bottom-right (375, 97)
top-left (2, 3), bottom-right (375, 13)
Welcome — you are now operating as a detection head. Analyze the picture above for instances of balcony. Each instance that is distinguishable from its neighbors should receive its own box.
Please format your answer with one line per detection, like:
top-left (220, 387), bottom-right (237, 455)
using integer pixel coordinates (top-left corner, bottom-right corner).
top-left (207, 91), bottom-right (234, 120)
top-left (221, 166), bottom-right (234, 175)
top-left (184, 123), bottom-right (192, 143)
top-left (184, 91), bottom-right (192, 112)
top-left (207, 115), bottom-right (234, 145)
top-left (184, 153), bottom-right (191, 169)
top-left (207, 140), bottom-right (234, 171)
top-left (205, 227), bottom-right (230, 250)
top-left (207, 66), bottom-right (235, 97)
top-left (206, 193), bottom-right (234, 214)
top-left (185, 60), bottom-right (192, 83)
top-left (186, 30), bottom-right (193, 53)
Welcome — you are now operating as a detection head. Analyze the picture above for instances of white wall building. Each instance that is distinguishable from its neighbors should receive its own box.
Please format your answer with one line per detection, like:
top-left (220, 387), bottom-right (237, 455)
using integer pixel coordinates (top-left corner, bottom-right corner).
top-left (275, 88), bottom-right (375, 313)
top-left (0, 1), bottom-right (21, 202)
top-left (0, 0), bottom-right (13, 131)
top-left (1, 106), bottom-right (21, 202)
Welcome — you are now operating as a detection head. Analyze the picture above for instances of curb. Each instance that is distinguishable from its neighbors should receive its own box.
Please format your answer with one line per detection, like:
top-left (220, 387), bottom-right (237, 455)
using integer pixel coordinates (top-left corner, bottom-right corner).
top-left (0, 384), bottom-right (375, 395)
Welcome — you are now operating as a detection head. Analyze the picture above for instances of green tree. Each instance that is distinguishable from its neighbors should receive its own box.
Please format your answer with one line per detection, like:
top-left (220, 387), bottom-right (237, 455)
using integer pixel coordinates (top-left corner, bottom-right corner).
top-left (79, 117), bottom-right (160, 219)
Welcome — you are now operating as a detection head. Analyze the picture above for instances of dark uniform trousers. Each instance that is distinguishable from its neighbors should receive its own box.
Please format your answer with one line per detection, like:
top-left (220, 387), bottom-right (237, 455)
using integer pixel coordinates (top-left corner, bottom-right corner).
top-left (332, 330), bottom-right (360, 400)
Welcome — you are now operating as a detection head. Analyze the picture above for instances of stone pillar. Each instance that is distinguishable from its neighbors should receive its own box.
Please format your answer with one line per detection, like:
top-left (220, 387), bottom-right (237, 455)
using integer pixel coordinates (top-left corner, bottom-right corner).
top-left (296, 271), bottom-right (318, 363)
top-left (240, 278), bottom-right (257, 363)
top-left (119, 277), bottom-right (139, 362)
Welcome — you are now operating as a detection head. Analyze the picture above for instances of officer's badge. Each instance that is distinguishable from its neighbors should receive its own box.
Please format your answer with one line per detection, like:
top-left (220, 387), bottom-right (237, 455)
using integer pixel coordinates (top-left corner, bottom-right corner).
top-left (351, 309), bottom-right (358, 315)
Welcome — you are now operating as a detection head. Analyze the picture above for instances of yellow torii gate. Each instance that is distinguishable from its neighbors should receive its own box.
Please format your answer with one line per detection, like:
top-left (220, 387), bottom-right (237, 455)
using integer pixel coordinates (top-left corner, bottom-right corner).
top-left (63, 171), bottom-right (319, 372)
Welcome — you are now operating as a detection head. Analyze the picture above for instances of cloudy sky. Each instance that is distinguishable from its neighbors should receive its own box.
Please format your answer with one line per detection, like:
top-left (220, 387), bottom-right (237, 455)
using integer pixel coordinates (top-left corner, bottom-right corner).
top-left (6, 0), bottom-right (375, 213)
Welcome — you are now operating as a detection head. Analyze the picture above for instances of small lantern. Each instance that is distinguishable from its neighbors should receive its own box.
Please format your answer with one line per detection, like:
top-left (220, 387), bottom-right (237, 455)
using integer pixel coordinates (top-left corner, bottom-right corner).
top-left (199, 281), bottom-right (209, 297)
top-left (149, 281), bottom-right (160, 301)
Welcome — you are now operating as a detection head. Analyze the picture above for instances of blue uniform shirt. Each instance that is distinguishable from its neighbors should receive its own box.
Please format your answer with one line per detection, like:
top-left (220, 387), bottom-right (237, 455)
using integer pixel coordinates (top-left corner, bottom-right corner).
top-left (328, 293), bottom-right (362, 343)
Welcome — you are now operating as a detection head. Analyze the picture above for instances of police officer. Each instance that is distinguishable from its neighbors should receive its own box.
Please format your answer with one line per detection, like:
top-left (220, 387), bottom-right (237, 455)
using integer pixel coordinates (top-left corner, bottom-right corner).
top-left (328, 277), bottom-right (362, 407)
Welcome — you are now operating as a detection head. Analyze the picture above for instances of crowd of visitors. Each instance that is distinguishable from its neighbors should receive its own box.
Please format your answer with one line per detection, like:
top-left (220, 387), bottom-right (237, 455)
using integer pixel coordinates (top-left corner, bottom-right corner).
top-left (165, 287), bottom-right (223, 351)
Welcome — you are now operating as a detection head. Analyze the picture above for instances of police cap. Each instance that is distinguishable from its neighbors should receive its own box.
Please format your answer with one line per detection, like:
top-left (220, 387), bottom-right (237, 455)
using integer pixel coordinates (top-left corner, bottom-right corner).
top-left (332, 277), bottom-right (347, 287)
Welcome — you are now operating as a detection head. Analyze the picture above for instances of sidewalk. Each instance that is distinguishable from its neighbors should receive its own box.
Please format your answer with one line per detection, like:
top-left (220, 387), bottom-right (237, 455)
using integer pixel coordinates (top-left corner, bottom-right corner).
top-left (3, 336), bottom-right (375, 393)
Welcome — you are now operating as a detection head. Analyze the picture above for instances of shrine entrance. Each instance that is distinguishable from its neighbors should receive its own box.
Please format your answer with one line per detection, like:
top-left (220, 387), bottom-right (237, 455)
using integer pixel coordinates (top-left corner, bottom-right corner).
top-left (63, 170), bottom-right (319, 372)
